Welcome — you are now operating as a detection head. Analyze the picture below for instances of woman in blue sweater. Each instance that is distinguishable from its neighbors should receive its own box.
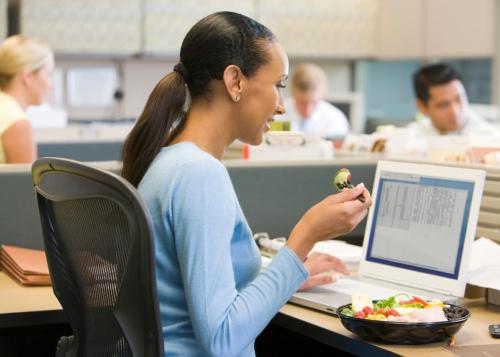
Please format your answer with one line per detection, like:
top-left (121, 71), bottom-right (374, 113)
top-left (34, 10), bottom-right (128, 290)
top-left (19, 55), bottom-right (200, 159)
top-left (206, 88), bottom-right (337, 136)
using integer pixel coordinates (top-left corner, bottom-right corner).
top-left (122, 12), bottom-right (372, 356)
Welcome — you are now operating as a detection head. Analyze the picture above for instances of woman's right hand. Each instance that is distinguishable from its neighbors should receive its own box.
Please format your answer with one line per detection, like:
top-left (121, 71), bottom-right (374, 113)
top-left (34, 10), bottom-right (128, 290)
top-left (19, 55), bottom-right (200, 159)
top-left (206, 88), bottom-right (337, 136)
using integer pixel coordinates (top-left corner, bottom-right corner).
top-left (286, 183), bottom-right (372, 260)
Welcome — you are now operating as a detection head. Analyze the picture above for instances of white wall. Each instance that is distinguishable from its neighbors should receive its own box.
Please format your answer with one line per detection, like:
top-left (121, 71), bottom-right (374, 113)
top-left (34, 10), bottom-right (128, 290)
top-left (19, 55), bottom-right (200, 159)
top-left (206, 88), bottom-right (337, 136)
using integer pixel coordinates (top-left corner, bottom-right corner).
top-left (55, 56), bottom-right (351, 120)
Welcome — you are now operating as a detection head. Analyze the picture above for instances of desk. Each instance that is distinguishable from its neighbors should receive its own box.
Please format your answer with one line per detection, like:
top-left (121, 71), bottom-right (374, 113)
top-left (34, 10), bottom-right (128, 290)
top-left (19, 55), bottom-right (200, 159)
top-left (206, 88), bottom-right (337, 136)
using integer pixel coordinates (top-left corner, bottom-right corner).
top-left (0, 271), bottom-right (64, 329)
top-left (276, 301), bottom-right (500, 356)
top-left (1, 270), bottom-right (499, 355)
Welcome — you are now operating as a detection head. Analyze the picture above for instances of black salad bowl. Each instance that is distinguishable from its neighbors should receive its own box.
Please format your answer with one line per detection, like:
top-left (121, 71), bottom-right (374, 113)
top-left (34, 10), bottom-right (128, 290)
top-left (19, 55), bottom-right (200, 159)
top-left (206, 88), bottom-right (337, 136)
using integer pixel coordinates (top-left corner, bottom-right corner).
top-left (337, 303), bottom-right (470, 344)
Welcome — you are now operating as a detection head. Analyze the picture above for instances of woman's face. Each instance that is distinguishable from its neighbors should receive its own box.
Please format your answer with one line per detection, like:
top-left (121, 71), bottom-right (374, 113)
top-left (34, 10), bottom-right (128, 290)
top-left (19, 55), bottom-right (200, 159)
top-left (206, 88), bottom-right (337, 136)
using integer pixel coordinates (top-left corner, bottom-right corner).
top-left (236, 40), bottom-right (288, 145)
top-left (27, 56), bottom-right (54, 106)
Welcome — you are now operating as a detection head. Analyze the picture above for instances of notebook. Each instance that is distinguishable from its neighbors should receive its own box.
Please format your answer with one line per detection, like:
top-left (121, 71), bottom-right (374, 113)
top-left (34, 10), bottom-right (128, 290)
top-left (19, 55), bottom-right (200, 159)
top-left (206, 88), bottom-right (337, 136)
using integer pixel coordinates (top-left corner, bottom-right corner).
top-left (290, 160), bottom-right (485, 315)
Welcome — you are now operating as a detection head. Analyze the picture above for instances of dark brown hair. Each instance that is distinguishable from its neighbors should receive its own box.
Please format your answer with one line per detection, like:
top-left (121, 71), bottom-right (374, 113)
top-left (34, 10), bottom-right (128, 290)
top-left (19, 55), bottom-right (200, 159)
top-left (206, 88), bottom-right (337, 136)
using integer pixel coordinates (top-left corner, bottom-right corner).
top-left (121, 11), bottom-right (275, 186)
top-left (413, 63), bottom-right (462, 103)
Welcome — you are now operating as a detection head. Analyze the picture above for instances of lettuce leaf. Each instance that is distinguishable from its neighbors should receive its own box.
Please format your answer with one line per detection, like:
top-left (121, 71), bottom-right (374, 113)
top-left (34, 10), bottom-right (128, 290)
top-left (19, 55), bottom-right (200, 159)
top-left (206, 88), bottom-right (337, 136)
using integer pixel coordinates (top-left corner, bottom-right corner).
top-left (374, 296), bottom-right (395, 310)
top-left (341, 307), bottom-right (355, 317)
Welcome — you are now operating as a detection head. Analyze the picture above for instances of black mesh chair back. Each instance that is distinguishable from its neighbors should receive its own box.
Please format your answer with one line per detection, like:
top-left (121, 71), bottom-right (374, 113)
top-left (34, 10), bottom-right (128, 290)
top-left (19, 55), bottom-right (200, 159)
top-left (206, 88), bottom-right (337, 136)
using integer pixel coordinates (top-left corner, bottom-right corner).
top-left (32, 158), bottom-right (163, 357)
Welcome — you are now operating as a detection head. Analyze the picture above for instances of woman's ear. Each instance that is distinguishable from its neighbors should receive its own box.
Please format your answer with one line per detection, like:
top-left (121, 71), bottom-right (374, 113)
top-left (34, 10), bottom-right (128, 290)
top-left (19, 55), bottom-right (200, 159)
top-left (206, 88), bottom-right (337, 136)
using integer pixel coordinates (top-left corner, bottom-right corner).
top-left (222, 65), bottom-right (244, 103)
top-left (17, 69), bottom-right (32, 87)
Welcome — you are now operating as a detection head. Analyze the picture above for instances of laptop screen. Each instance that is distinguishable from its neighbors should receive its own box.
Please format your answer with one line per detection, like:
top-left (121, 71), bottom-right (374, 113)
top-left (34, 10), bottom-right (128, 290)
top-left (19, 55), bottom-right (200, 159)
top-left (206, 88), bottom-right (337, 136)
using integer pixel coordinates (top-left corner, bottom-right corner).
top-left (365, 170), bottom-right (474, 279)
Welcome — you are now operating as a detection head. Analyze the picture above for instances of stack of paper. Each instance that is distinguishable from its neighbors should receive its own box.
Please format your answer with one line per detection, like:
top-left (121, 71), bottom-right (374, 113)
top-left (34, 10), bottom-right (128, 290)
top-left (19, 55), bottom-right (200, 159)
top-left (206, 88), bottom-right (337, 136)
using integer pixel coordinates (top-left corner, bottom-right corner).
top-left (467, 237), bottom-right (500, 290)
top-left (0, 245), bottom-right (51, 286)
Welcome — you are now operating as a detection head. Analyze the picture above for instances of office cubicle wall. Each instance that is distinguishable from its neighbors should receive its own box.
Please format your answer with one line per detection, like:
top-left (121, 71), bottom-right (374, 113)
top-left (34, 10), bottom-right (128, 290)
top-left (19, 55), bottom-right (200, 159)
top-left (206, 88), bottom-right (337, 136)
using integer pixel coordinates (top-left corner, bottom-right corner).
top-left (2, 157), bottom-right (499, 256)
top-left (38, 141), bottom-right (123, 162)
top-left (472, 166), bottom-right (500, 244)
top-left (0, 162), bottom-right (121, 250)
top-left (38, 140), bottom-right (242, 162)
top-left (227, 160), bottom-right (377, 245)
top-left (0, 160), bottom-right (376, 250)
top-left (0, 165), bottom-right (44, 249)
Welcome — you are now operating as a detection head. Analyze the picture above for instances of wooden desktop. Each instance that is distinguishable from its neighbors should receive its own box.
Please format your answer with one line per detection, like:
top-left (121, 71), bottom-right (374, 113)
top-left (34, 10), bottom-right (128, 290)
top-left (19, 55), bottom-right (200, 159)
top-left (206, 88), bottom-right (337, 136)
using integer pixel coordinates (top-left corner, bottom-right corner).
top-left (1, 270), bottom-right (498, 356)
top-left (0, 271), bottom-right (63, 329)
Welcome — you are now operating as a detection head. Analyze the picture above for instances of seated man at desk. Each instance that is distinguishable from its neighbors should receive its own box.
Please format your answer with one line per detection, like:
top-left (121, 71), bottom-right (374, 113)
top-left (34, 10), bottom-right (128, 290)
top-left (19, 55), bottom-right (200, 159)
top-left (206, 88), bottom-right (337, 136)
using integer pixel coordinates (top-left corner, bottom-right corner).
top-left (407, 63), bottom-right (499, 136)
top-left (276, 63), bottom-right (350, 139)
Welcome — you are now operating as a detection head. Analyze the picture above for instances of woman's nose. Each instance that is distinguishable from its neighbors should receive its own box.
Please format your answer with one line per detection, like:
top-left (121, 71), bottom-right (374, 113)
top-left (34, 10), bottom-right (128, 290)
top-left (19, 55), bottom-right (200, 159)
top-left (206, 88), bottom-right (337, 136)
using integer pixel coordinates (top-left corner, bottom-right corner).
top-left (276, 97), bottom-right (286, 115)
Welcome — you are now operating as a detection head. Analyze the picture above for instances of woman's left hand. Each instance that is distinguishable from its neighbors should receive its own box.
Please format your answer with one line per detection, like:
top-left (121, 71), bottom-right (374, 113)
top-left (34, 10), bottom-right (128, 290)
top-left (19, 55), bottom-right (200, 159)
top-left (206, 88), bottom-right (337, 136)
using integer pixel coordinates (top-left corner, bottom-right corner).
top-left (298, 252), bottom-right (350, 291)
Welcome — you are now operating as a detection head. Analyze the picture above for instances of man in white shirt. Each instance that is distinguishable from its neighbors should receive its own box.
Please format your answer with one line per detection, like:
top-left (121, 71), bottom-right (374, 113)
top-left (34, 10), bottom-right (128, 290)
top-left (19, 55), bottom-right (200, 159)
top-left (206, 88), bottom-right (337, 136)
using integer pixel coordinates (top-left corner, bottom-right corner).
top-left (277, 63), bottom-right (350, 138)
top-left (407, 63), bottom-right (499, 136)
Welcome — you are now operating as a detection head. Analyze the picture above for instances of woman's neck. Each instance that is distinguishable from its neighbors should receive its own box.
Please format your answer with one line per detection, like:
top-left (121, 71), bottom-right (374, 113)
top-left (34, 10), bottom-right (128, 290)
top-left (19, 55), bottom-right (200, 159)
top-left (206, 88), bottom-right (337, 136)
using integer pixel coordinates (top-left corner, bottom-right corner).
top-left (170, 100), bottom-right (235, 160)
top-left (3, 84), bottom-right (29, 110)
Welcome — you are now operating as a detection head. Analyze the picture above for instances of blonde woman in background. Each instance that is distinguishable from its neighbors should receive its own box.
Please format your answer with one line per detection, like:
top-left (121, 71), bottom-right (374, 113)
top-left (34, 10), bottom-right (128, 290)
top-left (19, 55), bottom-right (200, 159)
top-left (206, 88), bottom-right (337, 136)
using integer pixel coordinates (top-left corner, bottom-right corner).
top-left (0, 35), bottom-right (54, 163)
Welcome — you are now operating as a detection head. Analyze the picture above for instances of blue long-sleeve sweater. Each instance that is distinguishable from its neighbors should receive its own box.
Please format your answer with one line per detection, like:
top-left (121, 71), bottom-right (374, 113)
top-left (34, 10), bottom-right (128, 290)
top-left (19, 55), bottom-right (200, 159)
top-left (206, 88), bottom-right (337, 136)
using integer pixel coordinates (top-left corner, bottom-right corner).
top-left (139, 142), bottom-right (308, 356)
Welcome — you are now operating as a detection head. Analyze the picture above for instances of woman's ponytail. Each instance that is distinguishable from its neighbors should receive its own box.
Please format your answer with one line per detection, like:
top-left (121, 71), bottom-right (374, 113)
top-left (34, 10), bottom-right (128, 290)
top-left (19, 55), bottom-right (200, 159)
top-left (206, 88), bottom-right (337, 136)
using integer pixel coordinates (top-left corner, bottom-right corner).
top-left (122, 12), bottom-right (275, 186)
top-left (122, 71), bottom-right (187, 187)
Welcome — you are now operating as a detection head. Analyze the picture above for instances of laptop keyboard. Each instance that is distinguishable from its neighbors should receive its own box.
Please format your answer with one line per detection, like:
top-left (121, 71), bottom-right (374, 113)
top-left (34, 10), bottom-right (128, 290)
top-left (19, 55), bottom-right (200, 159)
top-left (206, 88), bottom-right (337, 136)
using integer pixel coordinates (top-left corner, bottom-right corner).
top-left (321, 277), bottom-right (403, 299)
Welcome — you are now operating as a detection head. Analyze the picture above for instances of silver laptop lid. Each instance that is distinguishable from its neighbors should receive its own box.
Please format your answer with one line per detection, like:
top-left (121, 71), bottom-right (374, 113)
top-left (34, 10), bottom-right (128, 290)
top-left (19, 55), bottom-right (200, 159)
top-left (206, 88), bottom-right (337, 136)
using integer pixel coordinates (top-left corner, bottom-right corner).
top-left (359, 161), bottom-right (485, 297)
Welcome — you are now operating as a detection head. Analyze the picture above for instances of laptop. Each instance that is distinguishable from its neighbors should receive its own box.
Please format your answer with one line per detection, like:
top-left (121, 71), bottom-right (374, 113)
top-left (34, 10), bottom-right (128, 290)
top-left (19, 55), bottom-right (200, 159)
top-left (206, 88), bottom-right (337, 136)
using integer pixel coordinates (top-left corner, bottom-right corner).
top-left (289, 160), bottom-right (485, 315)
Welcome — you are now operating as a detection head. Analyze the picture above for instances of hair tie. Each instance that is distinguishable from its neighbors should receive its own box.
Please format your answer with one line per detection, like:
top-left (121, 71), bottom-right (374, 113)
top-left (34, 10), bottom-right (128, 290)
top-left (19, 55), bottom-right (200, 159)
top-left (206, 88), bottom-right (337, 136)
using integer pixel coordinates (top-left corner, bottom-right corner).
top-left (173, 62), bottom-right (189, 82)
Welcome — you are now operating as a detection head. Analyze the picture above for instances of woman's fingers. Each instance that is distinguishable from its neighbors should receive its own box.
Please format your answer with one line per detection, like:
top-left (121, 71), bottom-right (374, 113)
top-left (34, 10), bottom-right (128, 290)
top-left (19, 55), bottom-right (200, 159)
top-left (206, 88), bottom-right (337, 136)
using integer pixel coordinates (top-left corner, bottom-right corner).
top-left (327, 183), bottom-right (366, 204)
top-left (325, 254), bottom-right (350, 275)
top-left (286, 185), bottom-right (373, 260)
top-left (298, 272), bottom-right (336, 291)
top-left (305, 252), bottom-right (350, 276)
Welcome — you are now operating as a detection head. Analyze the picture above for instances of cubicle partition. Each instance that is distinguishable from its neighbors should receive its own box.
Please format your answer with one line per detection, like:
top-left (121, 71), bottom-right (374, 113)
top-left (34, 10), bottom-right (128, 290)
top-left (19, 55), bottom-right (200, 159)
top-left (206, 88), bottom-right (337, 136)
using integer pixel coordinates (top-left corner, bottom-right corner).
top-left (37, 141), bottom-right (124, 162)
top-left (227, 159), bottom-right (377, 245)
top-left (0, 165), bottom-right (44, 249)
top-left (0, 162), bottom-right (122, 250)
top-left (0, 159), bottom-right (377, 250)
top-left (3, 157), bottom-right (500, 251)
top-left (463, 163), bottom-right (500, 244)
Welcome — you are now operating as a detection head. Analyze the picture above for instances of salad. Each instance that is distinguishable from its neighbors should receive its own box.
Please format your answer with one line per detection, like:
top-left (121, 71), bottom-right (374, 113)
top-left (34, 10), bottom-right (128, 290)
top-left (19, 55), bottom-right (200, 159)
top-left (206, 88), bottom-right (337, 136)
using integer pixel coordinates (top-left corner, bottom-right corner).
top-left (341, 293), bottom-right (449, 323)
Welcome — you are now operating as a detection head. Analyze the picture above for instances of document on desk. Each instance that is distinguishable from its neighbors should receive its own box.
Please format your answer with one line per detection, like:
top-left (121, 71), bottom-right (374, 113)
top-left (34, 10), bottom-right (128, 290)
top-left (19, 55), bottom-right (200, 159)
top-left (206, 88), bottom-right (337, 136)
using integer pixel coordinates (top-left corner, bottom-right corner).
top-left (0, 245), bottom-right (51, 286)
top-left (467, 237), bottom-right (500, 290)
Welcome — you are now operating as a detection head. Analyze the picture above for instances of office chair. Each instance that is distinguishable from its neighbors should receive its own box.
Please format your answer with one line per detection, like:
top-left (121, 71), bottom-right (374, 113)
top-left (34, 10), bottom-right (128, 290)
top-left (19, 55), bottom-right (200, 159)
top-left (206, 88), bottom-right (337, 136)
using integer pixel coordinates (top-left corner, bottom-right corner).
top-left (32, 157), bottom-right (163, 357)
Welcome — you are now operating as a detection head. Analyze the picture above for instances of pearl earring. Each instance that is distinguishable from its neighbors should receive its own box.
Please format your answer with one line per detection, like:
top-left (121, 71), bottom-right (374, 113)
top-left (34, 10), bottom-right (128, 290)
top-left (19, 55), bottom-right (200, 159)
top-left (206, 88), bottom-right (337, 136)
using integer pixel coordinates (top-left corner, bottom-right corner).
top-left (234, 95), bottom-right (240, 102)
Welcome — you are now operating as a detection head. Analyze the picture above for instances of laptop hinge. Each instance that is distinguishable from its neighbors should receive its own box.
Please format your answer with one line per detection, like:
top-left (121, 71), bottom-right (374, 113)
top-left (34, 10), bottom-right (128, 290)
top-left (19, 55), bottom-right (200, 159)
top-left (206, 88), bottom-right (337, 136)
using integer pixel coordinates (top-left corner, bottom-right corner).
top-left (362, 273), bottom-right (455, 297)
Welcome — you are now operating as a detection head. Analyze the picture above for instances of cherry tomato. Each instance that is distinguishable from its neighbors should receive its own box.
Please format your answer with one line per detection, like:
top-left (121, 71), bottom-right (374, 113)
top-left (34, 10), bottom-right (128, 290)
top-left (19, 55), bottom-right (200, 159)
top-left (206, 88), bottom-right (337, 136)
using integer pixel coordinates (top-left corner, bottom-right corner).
top-left (362, 306), bottom-right (374, 315)
top-left (354, 311), bottom-right (365, 318)
top-left (385, 309), bottom-right (399, 317)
